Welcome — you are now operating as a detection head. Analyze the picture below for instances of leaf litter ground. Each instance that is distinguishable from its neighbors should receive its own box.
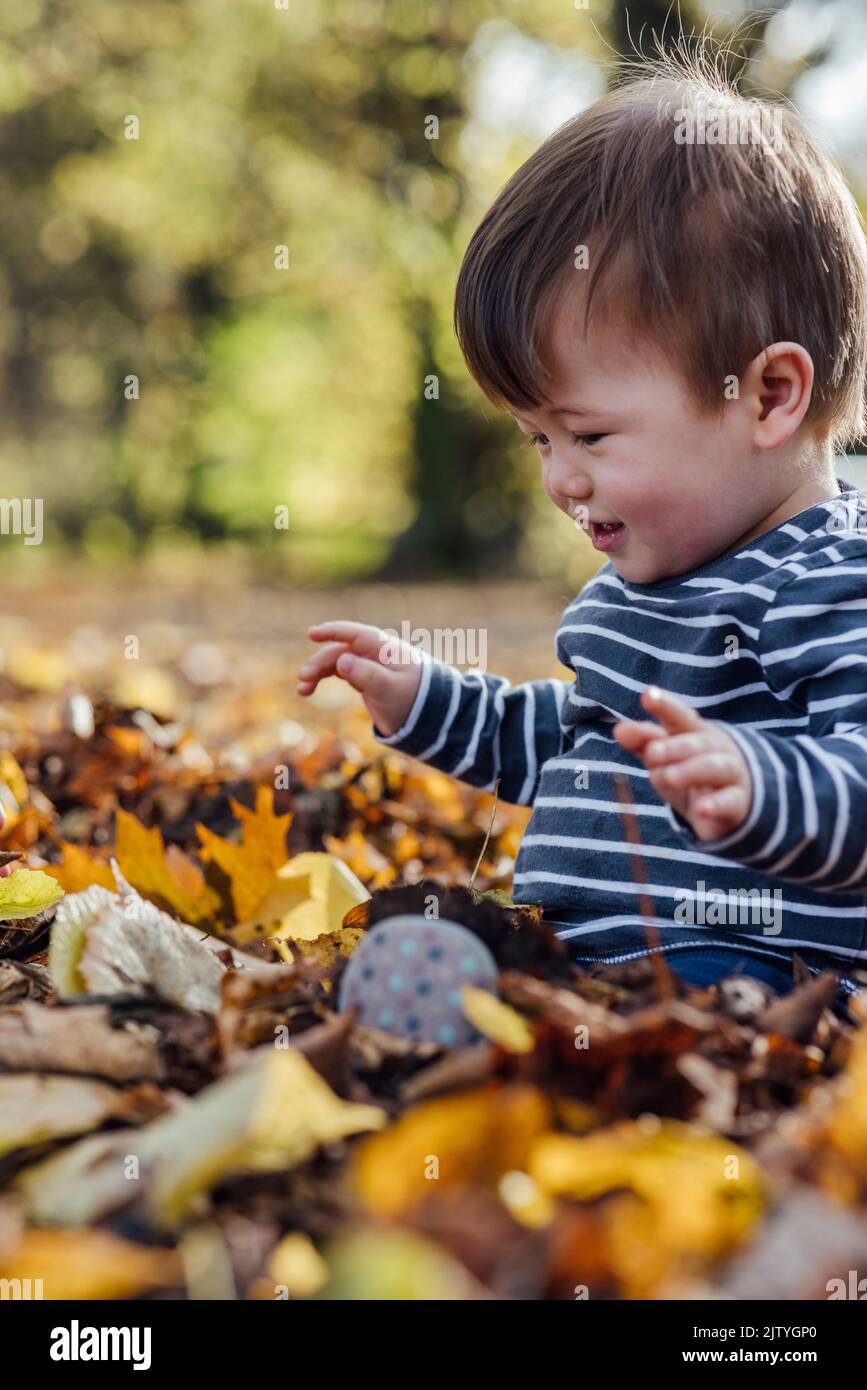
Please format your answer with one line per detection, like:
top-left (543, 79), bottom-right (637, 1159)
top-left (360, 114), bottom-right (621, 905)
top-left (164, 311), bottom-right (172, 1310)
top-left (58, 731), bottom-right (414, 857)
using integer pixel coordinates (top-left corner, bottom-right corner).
top-left (0, 581), bottom-right (867, 1299)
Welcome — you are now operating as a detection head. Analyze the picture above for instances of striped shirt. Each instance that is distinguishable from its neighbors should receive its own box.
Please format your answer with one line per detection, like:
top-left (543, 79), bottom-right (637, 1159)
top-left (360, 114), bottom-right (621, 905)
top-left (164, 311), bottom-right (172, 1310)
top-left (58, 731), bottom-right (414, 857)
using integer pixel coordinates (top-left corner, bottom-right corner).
top-left (373, 482), bottom-right (867, 986)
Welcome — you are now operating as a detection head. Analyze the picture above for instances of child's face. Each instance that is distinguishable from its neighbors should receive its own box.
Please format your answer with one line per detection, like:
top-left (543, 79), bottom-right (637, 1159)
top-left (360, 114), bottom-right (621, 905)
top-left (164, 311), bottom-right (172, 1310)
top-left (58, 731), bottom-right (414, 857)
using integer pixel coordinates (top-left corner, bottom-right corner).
top-left (510, 288), bottom-right (773, 584)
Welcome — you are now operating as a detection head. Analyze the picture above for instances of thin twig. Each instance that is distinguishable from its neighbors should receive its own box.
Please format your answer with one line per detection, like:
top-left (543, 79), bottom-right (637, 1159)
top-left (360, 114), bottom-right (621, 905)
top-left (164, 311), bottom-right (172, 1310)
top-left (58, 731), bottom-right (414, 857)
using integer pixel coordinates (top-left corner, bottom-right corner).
top-left (469, 778), bottom-right (500, 893)
top-left (612, 771), bottom-right (674, 997)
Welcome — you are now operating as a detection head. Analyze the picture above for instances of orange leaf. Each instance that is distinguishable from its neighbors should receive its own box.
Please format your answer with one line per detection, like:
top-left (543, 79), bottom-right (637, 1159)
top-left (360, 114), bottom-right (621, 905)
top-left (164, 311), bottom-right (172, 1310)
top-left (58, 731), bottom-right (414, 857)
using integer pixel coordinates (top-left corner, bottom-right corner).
top-left (115, 810), bottom-right (219, 926)
top-left (45, 842), bottom-right (116, 895)
top-left (196, 785), bottom-right (293, 924)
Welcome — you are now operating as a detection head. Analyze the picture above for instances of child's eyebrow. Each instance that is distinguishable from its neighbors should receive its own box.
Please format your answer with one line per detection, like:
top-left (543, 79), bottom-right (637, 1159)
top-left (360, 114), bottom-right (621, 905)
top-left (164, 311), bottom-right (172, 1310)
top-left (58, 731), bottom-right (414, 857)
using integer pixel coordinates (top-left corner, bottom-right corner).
top-left (510, 403), bottom-right (595, 420)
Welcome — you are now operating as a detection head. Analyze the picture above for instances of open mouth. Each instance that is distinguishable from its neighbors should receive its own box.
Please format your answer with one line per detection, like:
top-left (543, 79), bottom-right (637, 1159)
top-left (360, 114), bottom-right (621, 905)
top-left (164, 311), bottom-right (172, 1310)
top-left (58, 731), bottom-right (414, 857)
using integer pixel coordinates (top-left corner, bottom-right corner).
top-left (590, 520), bottom-right (626, 550)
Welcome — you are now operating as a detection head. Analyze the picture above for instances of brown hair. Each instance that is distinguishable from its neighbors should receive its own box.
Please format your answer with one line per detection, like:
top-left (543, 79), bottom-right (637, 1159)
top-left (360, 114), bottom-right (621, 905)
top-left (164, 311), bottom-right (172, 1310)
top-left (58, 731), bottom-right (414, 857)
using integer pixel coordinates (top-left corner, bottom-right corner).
top-left (453, 49), bottom-right (867, 447)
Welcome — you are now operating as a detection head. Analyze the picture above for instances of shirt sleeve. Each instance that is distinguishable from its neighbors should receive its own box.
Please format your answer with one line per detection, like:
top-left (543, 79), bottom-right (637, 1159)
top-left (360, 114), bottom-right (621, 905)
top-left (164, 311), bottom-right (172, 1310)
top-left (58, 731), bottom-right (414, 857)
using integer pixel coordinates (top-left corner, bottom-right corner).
top-left (371, 651), bottom-right (573, 806)
top-left (665, 555), bottom-right (867, 891)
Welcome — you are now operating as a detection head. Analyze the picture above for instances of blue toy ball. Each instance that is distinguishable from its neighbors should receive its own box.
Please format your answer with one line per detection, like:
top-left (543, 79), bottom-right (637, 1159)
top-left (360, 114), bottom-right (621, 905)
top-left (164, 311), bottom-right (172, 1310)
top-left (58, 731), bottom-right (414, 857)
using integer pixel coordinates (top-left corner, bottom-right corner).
top-left (338, 914), bottom-right (498, 1047)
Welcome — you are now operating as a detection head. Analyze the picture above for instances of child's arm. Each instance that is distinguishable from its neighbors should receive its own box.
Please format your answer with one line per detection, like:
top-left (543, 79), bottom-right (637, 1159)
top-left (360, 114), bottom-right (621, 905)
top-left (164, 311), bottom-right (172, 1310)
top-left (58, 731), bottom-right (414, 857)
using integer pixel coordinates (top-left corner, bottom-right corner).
top-left (299, 620), bottom-right (572, 806)
top-left (617, 556), bottom-right (867, 892)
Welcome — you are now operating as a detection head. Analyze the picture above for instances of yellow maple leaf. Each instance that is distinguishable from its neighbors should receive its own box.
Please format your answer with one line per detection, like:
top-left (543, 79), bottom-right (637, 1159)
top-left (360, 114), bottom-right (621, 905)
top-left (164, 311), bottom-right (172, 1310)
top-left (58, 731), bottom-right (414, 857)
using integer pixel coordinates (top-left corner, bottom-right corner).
top-left (44, 842), bottom-right (116, 894)
top-left (115, 810), bottom-right (219, 926)
top-left (242, 852), bottom-right (370, 946)
top-left (0, 867), bottom-right (64, 921)
top-left (196, 786), bottom-right (293, 925)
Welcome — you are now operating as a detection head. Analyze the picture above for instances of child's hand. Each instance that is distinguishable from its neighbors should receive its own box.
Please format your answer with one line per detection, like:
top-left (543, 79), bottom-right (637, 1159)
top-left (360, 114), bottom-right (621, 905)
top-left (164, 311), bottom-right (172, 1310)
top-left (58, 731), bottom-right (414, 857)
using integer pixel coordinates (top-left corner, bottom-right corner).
top-left (298, 621), bottom-right (424, 738)
top-left (613, 686), bottom-right (752, 842)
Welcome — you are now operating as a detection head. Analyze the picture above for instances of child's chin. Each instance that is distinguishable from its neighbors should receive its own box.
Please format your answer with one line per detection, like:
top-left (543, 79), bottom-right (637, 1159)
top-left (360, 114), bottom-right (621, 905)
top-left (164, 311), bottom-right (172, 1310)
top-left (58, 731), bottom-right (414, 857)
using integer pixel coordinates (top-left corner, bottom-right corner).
top-left (612, 557), bottom-right (660, 583)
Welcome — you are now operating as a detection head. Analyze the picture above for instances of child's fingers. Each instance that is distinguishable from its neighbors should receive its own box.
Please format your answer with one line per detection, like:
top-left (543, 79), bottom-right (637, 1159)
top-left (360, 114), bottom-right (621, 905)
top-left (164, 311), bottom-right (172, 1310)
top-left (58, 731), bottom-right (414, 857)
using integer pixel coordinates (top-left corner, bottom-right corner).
top-left (651, 751), bottom-right (742, 790)
top-left (307, 621), bottom-right (395, 661)
top-left (695, 785), bottom-right (751, 822)
top-left (612, 718), bottom-right (662, 752)
top-left (640, 685), bottom-right (703, 734)
top-left (642, 731), bottom-right (712, 766)
top-left (297, 640), bottom-right (350, 692)
top-left (331, 652), bottom-right (394, 703)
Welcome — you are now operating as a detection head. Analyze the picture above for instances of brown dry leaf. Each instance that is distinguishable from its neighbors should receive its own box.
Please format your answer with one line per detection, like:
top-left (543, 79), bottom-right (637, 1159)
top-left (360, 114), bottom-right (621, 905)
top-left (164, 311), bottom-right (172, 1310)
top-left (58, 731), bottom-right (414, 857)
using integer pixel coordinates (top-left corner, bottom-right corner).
top-left (0, 1073), bottom-right (122, 1158)
top-left (0, 1000), bottom-right (166, 1081)
top-left (0, 1227), bottom-right (181, 1300)
top-left (351, 1084), bottom-right (551, 1219)
top-left (196, 786), bottom-right (293, 923)
top-left (116, 809), bottom-right (220, 926)
top-left (44, 841), bottom-right (116, 894)
top-left (279, 925), bottom-right (365, 970)
top-left (18, 1046), bottom-right (386, 1229)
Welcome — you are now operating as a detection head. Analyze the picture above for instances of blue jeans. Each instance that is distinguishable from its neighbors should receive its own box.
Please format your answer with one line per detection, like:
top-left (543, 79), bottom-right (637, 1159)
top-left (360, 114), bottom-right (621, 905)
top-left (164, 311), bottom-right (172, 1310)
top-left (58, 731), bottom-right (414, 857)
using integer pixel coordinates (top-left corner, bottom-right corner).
top-left (666, 946), bottom-right (794, 993)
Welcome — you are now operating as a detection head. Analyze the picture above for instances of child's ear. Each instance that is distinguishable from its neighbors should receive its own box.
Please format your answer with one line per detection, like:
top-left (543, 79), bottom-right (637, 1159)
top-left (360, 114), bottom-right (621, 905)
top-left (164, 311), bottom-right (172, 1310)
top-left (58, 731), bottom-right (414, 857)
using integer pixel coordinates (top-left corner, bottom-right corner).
top-left (742, 341), bottom-right (815, 449)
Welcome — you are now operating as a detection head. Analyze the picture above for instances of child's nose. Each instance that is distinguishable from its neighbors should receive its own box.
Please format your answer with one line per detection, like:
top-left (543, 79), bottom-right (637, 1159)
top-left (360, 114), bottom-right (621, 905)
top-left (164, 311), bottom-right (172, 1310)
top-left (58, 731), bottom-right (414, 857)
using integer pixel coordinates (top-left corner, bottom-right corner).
top-left (547, 457), bottom-right (592, 504)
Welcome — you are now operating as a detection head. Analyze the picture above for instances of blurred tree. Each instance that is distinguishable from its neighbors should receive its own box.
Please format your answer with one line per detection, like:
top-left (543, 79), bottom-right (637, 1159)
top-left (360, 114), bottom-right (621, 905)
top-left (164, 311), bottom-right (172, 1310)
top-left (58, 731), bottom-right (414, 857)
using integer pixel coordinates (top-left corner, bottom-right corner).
top-left (0, 0), bottom-right (859, 583)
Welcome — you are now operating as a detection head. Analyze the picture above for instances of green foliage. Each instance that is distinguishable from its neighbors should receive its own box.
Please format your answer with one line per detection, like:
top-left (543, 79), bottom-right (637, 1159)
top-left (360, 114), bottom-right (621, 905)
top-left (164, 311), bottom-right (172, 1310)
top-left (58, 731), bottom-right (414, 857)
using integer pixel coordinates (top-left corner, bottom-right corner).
top-left (0, 1), bottom-right (856, 582)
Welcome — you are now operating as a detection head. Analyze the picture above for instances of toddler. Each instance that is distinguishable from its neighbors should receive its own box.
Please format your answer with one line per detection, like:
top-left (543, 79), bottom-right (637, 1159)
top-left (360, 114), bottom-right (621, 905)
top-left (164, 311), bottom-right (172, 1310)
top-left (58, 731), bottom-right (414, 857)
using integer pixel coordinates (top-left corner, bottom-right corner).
top-left (298, 57), bottom-right (867, 1002)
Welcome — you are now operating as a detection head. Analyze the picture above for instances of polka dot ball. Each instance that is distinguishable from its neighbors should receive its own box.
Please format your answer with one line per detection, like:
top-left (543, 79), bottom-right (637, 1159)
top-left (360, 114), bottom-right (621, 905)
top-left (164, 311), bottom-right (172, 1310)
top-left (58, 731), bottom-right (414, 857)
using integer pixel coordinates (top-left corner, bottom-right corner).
top-left (337, 914), bottom-right (498, 1047)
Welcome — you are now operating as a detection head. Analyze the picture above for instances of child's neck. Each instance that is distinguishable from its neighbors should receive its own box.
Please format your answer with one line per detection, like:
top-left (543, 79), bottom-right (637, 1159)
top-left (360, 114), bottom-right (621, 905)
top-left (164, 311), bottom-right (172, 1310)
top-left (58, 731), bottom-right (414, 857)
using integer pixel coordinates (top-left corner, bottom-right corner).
top-left (723, 455), bottom-right (840, 556)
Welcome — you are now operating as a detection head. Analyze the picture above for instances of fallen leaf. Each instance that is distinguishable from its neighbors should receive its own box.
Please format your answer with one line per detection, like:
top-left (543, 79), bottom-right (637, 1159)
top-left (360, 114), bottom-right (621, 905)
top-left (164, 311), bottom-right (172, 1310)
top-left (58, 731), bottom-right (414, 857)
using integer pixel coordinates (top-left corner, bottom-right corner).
top-left (0, 1000), bottom-right (166, 1082)
top-left (49, 876), bottom-right (292, 1012)
top-left (461, 986), bottom-right (535, 1054)
top-left (0, 1227), bottom-right (180, 1299)
top-left (0, 752), bottom-right (30, 832)
top-left (0, 1074), bottom-right (121, 1158)
top-left (197, 786), bottom-right (293, 923)
top-left (16, 1045), bottom-right (386, 1229)
top-left (315, 1227), bottom-right (489, 1300)
top-left (0, 867), bottom-right (64, 921)
top-left (352, 1084), bottom-right (550, 1218)
top-left (44, 841), bottom-right (116, 894)
top-left (237, 852), bottom-right (370, 944)
top-left (528, 1117), bottom-right (765, 1296)
top-left (116, 809), bottom-right (220, 925)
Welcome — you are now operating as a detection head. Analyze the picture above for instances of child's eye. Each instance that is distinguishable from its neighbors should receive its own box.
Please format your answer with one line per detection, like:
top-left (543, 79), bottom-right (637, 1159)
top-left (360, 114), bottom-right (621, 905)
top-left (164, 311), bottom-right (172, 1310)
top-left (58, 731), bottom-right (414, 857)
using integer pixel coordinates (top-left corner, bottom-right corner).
top-left (523, 432), bottom-right (605, 449)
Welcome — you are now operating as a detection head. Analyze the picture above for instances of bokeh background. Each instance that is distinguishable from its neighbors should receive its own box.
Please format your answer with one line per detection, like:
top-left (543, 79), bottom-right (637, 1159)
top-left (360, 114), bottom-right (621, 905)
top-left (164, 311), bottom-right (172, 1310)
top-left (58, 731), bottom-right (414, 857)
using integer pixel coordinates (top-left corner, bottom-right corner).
top-left (0, 0), bottom-right (866, 752)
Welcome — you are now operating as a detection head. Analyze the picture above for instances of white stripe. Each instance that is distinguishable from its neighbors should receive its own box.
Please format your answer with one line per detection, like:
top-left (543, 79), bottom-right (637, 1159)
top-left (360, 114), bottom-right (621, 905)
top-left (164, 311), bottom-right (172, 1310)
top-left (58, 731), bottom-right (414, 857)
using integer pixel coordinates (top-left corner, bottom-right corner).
top-left (559, 622), bottom-right (762, 668)
top-left (550, 918), bottom-right (867, 959)
top-left (763, 624), bottom-right (867, 666)
top-left (533, 796), bottom-right (670, 817)
top-left (511, 869), bottom-right (867, 917)
top-left (517, 684), bottom-right (537, 805)
top-left (375, 654), bottom-right (434, 744)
